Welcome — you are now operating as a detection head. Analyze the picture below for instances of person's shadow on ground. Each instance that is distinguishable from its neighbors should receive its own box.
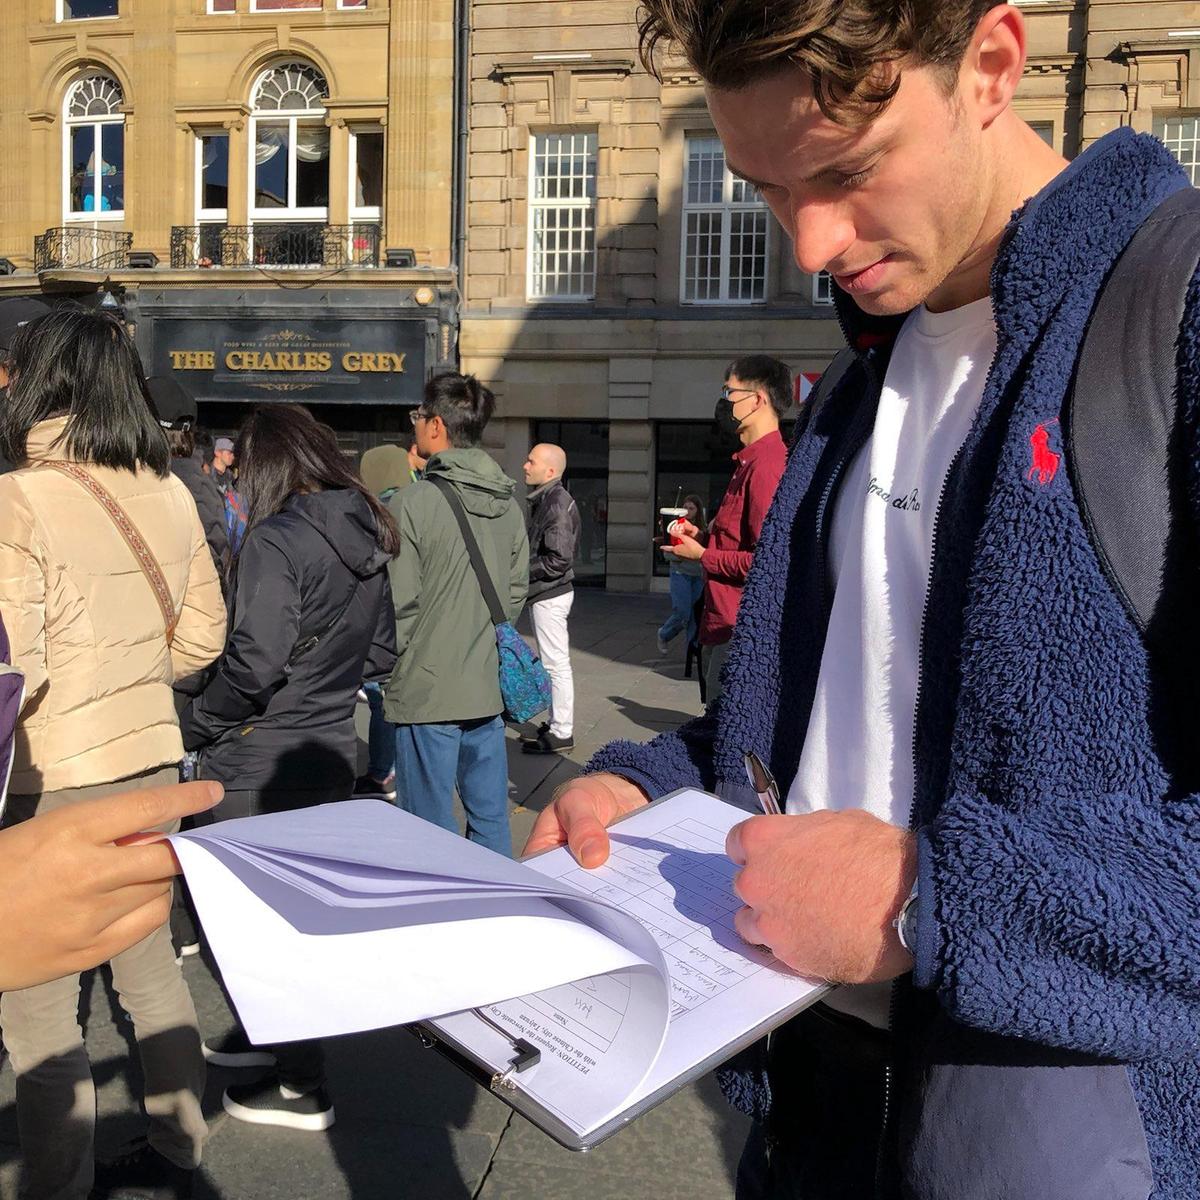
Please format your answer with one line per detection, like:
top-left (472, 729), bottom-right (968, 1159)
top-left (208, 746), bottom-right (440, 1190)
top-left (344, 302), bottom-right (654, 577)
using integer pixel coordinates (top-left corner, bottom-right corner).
top-left (607, 695), bottom-right (699, 734)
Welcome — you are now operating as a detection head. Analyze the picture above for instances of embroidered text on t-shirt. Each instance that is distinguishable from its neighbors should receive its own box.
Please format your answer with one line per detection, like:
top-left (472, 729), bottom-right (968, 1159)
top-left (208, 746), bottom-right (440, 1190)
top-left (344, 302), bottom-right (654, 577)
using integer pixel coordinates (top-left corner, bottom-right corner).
top-left (866, 475), bottom-right (922, 512)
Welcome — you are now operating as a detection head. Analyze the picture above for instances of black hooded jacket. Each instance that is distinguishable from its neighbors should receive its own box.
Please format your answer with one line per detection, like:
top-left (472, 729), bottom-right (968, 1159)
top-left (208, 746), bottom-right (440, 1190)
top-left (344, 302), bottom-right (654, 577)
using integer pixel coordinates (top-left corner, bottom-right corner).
top-left (181, 488), bottom-right (397, 794)
top-left (171, 453), bottom-right (229, 580)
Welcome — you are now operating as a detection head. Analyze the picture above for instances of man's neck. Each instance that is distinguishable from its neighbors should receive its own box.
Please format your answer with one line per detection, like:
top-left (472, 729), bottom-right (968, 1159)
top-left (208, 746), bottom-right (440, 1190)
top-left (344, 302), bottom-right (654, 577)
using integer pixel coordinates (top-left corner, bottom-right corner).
top-left (740, 419), bottom-right (780, 448)
top-left (926, 116), bottom-right (1070, 313)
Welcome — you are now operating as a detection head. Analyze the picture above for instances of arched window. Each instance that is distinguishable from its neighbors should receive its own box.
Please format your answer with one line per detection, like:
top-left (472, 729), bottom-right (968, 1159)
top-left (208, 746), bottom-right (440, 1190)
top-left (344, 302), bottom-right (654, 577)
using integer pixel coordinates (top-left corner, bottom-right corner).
top-left (250, 62), bottom-right (330, 219)
top-left (64, 72), bottom-right (125, 218)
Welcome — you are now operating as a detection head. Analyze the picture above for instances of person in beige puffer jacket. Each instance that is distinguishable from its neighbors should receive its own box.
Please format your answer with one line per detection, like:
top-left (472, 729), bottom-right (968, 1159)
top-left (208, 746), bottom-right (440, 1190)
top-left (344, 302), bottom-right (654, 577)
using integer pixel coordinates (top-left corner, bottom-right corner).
top-left (0, 306), bottom-right (226, 1200)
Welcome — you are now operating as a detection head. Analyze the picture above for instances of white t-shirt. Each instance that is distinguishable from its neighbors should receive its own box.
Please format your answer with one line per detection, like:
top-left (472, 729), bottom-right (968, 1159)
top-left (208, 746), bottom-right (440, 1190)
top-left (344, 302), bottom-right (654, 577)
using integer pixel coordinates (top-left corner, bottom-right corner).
top-left (786, 295), bottom-right (997, 1027)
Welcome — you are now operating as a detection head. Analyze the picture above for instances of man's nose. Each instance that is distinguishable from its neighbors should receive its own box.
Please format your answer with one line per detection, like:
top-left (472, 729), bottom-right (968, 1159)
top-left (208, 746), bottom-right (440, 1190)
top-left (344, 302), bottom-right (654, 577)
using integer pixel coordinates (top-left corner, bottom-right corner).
top-left (789, 202), bottom-right (855, 277)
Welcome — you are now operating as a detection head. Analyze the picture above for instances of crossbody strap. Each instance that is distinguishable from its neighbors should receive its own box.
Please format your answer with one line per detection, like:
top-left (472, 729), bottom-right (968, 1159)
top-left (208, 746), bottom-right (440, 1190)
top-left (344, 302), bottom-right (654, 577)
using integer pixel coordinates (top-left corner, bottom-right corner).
top-left (429, 476), bottom-right (507, 628)
top-left (44, 461), bottom-right (178, 645)
top-left (790, 346), bottom-right (858, 447)
top-left (1068, 185), bottom-right (1200, 638)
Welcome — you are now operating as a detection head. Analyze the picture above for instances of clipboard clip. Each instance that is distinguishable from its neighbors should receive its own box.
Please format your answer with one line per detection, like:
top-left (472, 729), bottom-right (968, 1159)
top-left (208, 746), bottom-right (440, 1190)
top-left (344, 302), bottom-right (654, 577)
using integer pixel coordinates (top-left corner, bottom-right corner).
top-left (489, 1038), bottom-right (541, 1092)
top-left (470, 1006), bottom-right (541, 1091)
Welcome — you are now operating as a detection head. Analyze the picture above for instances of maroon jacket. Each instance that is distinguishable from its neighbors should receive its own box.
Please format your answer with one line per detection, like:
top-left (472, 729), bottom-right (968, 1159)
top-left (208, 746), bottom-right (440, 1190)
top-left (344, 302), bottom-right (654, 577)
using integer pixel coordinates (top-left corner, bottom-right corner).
top-left (698, 429), bottom-right (787, 646)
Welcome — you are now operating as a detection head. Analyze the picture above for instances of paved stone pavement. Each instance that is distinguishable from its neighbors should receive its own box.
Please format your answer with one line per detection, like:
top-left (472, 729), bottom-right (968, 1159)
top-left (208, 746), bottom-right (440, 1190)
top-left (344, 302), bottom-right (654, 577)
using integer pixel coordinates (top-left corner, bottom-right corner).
top-left (0, 591), bottom-right (752, 1199)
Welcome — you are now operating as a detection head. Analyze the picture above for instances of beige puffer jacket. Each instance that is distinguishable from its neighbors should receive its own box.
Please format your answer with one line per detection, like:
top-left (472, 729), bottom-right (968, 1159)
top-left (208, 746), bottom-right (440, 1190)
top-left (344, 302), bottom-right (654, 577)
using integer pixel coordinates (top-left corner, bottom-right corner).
top-left (0, 417), bottom-right (227, 795)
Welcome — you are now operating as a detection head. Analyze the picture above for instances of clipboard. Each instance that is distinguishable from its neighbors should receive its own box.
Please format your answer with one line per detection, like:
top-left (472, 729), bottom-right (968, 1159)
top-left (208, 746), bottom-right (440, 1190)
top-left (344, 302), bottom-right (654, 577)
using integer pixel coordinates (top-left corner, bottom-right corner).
top-left (409, 791), bottom-right (833, 1152)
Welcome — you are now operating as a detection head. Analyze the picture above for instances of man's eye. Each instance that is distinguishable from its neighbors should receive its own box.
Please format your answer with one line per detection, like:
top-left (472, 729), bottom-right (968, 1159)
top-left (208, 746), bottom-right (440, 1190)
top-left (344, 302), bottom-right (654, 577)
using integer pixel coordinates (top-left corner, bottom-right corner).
top-left (835, 166), bottom-right (874, 189)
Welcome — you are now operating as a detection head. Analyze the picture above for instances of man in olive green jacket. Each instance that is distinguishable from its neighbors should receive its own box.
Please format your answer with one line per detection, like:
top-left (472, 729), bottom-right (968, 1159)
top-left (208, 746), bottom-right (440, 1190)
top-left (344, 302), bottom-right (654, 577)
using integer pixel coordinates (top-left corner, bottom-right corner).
top-left (384, 373), bottom-right (528, 856)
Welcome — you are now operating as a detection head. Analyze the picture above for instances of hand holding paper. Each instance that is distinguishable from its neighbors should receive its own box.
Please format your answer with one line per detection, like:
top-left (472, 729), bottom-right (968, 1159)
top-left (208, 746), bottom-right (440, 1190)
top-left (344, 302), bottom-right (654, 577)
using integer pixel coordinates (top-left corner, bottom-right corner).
top-left (171, 792), bottom-right (828, 1148)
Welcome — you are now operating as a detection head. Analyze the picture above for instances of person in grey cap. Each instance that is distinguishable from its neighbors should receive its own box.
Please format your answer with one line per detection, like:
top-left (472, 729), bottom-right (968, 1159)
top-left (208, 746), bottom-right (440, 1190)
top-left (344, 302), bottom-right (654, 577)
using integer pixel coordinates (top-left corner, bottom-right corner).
top-left (0, 298), bottom-right (51, 474)
top-left (210, 436), bottom-right (236, 495)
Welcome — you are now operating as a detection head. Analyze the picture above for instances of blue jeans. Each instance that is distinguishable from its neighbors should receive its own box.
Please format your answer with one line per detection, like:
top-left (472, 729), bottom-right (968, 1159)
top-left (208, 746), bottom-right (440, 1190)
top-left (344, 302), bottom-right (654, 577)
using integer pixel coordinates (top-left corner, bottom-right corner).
top-left (659, 569), bottom-right (704, 645)
top-left (393, 715), bottom-right (512, 857)
top-left (364, 682), bottom-right (395, 781)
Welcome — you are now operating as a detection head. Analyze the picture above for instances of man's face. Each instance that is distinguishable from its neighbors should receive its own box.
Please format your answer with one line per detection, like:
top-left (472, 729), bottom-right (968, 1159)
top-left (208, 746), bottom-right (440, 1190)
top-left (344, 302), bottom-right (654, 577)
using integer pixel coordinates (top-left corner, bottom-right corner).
top-left (722, 375), bottom-right (765, 424)
top-left (707, 62), bottom-right (993, 317)
top-left (523, 447), bottom-right (551, 487)
top-left (413, 412), bottom-right (438, 459)
top-left (214, 448), bottom-right (234, 471)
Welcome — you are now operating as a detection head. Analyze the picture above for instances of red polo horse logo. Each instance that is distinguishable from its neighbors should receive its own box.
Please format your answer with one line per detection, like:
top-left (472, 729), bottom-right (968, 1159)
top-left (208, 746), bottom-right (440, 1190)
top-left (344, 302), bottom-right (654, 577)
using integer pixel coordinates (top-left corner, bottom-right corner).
top-left (1027, 419), bottom-right (1060, 486)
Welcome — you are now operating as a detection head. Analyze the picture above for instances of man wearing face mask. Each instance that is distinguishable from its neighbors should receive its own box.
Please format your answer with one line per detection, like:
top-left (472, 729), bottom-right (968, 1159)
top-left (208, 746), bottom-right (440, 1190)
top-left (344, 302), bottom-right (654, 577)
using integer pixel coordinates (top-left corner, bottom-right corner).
top-left (664, 355), bottom-right (790, 704)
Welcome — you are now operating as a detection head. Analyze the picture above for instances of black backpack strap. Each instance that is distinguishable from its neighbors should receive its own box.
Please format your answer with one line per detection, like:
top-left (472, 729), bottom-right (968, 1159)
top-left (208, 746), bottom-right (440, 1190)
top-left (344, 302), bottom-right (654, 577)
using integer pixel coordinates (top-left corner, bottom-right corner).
top-left (429, 475), bottom-right (507, 628)
top-left (791, 346), bottom-right (858, 447)
top-left (1067, 186), bottom-right (1200, 637)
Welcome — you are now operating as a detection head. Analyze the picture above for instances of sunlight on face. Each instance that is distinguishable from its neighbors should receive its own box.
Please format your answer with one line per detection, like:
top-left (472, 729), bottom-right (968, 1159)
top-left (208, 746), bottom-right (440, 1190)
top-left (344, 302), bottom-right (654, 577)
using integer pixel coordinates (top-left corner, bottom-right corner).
top-left (707, 64), bottom-right (993, 316)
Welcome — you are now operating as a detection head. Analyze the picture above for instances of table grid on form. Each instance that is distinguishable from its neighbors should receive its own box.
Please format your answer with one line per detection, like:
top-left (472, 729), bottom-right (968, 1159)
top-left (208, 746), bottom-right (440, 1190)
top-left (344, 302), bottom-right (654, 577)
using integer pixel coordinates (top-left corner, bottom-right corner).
top-left (543, 818), bottom-right (778, 1021)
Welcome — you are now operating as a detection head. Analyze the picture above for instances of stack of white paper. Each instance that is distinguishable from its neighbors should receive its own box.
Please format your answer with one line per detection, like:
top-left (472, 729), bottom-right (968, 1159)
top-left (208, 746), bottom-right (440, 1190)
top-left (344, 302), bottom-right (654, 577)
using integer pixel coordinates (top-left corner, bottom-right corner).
top-left (171, 791), bottom-right (826, 1145)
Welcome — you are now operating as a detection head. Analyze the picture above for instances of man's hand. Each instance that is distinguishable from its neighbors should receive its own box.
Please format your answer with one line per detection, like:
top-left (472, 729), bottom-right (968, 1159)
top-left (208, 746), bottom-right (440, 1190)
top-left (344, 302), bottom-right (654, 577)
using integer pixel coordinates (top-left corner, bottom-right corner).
top-left (0, 780), bottom-right (222, 991)
top-left (522, 773), bottom-right (650, 867)
top-left (727, 809), bottom-right (917, 984)
top-left (662, 533), bottom-right (705, 562)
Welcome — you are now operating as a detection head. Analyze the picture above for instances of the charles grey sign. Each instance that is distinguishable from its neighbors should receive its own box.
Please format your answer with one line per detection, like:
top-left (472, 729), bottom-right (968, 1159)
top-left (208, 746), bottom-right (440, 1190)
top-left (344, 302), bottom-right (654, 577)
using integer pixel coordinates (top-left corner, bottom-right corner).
top-left (151, 317), bottom-right (426, 404)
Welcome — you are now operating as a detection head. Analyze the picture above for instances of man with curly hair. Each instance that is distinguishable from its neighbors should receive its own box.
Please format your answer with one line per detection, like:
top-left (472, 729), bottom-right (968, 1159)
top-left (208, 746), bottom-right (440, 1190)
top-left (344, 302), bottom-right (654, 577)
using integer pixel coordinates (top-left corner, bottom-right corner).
top-left (526, 3), bottom-right (1200, 1197)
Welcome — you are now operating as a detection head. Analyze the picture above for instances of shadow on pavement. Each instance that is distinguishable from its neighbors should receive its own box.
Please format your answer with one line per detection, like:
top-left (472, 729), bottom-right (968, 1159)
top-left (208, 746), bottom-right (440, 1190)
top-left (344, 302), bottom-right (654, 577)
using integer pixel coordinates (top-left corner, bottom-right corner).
top-left (606, 695), bottom-right (697, 733)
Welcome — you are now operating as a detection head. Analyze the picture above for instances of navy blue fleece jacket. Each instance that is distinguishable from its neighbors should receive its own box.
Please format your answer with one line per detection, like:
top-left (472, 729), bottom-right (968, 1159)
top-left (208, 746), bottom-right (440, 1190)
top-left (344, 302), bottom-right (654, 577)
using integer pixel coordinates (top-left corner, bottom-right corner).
top-left (591, 130), bottom-right (1200, 1197)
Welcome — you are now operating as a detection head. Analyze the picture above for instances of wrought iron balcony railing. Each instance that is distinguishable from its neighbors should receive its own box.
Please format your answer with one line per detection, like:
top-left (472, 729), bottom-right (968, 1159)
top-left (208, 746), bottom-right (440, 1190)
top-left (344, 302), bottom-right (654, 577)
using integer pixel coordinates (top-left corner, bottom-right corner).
top-left (34, 227), bottom-right (132, 272)
top-left (170, 223), bottom-right (381, 269)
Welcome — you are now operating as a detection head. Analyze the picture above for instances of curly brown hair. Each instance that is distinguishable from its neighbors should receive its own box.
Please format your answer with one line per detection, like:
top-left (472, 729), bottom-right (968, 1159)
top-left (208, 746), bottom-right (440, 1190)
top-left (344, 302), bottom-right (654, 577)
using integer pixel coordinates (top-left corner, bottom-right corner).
top-left (637, 0), bottom-right (1006, 123)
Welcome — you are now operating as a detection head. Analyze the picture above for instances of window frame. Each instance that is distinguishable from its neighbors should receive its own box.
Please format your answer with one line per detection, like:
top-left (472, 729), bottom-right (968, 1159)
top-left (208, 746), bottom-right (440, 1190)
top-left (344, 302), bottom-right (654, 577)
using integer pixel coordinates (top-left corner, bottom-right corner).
top-left (195, 130), bottom-right (231, 224)
top-left (248, 64), bottom-right (331, 223)
top-left (206, 0), bottom-right (237, 12)
top-left (1155, 112), bottom-right (1199, 186)
top-left (348, 125), bottom-right (384, 223)
top-left (248, 0), bottom-right (322, 12)
top-left (62, 74), bottom-right (125, 222)
top-left (57, 0), bottom-right (119, 21)
top-left (526, 130), bottom-right (598, 303)
top-left (679, 134), bottom-right (770, 307)
top-left (812, 271), bottom-right (834, 306)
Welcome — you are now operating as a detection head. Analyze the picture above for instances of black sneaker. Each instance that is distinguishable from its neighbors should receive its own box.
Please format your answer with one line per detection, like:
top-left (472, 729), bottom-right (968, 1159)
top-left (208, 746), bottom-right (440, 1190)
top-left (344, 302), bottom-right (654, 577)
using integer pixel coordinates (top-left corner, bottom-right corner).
top-left (223, 1076), bottom-right (335, 1132)
top-left (91, 1139), bottom-right (193, 1200)
top-left (202, 1029), bottom-right (277, 1069)
top-left (522, 731), bottom-right (575, 755)
top-left (351, 772), bottom-right (397, 801)
top-left (518, 721), bottom-right (550, 745)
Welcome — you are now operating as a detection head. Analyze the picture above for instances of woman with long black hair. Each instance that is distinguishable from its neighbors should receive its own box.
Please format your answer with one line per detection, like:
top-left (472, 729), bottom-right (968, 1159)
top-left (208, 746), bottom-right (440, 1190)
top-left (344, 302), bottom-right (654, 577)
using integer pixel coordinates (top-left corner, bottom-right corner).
top-left (0, 305), bottom-right (226, 1200)
top-left (179, 404), bottom-right (398, 1132)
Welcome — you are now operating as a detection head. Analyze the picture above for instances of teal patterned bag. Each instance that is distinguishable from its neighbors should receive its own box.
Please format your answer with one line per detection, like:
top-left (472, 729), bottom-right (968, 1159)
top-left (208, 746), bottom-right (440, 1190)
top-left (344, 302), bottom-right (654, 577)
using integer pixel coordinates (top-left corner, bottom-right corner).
top-left (431, 477), bottom-right (551, 723)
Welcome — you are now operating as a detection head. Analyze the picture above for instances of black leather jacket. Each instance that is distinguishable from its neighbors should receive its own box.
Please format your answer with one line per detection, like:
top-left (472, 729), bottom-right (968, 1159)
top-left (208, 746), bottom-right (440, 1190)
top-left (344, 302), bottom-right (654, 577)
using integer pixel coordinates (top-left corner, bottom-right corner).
top-left (525, 479), bottom-right (580, 603)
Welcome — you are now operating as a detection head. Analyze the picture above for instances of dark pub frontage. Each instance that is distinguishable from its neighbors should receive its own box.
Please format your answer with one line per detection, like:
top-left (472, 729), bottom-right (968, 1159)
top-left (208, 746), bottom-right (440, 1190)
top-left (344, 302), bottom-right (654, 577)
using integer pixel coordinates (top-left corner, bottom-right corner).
top-left (131, 277), bottom-right (457, 455)
top-left (0, 267), bottom-right (460, 459)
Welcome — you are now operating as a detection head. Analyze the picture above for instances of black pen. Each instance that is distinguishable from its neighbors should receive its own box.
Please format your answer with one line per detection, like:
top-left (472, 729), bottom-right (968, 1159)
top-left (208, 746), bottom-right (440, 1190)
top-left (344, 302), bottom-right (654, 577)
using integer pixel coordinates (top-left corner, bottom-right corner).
top-left (742, 750), bottom-right (783, 816)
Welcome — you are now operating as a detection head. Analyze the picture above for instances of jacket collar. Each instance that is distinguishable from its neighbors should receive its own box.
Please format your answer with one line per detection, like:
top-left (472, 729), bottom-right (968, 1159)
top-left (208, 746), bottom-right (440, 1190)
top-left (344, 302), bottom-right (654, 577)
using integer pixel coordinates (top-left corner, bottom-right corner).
top-left (527, 477), bottom-right (562, 504)
top-left (833, 128), bottom-right (1190, 357)
top-left (23, 417), bottom-right (74, 464)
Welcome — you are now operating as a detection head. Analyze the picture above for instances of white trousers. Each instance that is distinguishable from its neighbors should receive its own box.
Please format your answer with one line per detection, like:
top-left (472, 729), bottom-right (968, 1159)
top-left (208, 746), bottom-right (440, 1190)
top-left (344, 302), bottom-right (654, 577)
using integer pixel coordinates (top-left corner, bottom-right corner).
top-left (531, 591), bottom-right (575, 738)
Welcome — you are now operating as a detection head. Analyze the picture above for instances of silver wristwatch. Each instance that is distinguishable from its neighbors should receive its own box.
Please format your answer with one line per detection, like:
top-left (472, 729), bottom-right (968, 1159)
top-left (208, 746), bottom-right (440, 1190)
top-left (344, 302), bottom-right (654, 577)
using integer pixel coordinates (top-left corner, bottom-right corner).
top-left (893, 879), bottom-right (919, 955)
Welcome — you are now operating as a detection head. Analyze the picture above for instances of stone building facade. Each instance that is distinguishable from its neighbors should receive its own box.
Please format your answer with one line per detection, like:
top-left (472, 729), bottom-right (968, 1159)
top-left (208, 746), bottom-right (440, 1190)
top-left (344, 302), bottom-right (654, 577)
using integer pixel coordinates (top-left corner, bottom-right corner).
top-left (0, 0), bottom-right (459, 452)
top-left (460, 0), bottom-right (1200, 591)
top-left (0, 2), bottom-right (1196, 588)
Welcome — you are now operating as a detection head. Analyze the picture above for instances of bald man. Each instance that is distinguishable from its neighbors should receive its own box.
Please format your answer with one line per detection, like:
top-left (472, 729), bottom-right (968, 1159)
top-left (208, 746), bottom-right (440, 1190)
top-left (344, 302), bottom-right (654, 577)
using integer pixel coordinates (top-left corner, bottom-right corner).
top-left (522, 443), bottom-right (582, 754)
